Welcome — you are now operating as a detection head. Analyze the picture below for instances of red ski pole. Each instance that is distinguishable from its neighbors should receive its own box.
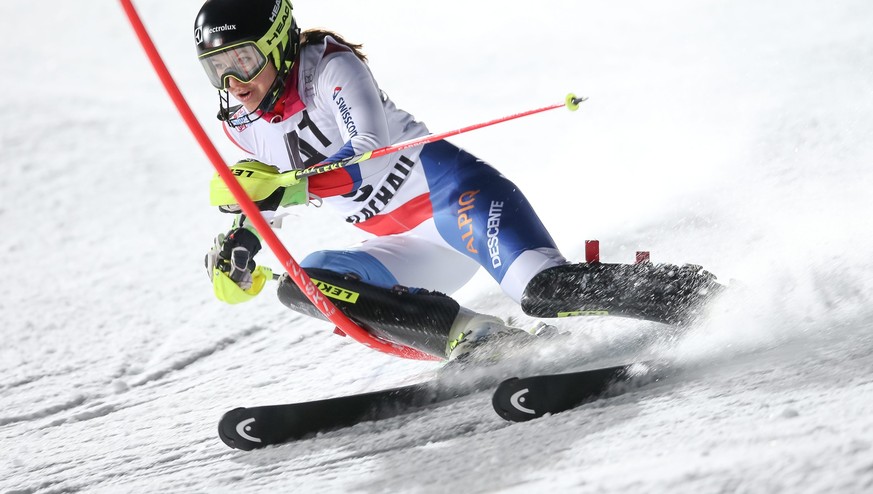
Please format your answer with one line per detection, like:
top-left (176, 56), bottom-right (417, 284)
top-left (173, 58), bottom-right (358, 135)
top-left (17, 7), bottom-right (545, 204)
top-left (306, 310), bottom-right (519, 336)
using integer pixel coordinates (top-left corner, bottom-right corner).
top-left (299, 94), bottom-right (586, 178)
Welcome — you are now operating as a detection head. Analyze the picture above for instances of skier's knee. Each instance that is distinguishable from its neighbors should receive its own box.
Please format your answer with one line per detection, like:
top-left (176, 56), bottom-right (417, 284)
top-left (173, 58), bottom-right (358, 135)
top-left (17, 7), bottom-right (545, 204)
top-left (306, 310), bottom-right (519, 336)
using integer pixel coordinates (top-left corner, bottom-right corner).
top-left (498, 248), bottom-right (568, 303)
top-left (301, 250), bottom-right (398, 290)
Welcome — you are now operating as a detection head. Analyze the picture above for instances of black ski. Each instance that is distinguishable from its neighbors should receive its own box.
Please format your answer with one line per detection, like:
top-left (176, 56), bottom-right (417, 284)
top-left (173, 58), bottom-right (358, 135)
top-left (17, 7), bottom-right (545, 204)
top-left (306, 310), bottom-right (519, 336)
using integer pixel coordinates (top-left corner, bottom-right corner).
top-left (218, 378), bottom-right (476, 450)
top-left (491, 362), bottom-right (656, 422)
top-left (215, 331), bottom-right (567, 450)
top-left (218, 361), bottom-right (657, 449)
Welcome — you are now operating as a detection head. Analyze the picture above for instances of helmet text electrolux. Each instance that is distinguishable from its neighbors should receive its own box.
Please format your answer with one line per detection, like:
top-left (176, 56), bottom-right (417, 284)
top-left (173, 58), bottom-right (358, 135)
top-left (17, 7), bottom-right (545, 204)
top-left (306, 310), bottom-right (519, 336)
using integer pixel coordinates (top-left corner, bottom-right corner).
top-left (206, 24), bottom-right (237, 34)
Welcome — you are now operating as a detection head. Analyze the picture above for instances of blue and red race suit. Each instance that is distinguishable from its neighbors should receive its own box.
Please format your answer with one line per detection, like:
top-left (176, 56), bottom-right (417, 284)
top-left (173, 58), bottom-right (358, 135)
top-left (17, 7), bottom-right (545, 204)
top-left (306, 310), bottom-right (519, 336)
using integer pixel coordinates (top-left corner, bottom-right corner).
top-left (222, 35), bottom-right (566, 302)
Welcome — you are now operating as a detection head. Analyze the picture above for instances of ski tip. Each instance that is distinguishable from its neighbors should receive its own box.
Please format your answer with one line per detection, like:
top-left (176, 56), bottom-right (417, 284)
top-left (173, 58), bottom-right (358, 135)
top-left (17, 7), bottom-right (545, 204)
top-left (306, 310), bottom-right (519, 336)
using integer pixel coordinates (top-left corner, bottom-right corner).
top-left (491, 377), bottom-right (544, 422)
top-left (218, 407), bottom-right (264, 451)
top-left (565, 93), bottom-right (588, 111)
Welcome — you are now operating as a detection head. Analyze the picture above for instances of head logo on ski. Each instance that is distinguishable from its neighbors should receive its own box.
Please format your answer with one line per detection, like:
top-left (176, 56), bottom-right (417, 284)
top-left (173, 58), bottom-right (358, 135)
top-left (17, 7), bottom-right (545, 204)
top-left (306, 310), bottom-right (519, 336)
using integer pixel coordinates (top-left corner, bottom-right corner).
top-left (509, 388), bottom-right (536, 415)
top-left (235, 418), bottom-right (262, 444)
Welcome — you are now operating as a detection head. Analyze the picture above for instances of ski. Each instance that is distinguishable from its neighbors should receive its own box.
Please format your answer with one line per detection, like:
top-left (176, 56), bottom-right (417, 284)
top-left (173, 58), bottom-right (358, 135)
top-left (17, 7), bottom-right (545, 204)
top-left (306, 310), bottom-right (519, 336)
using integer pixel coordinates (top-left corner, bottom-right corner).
top-left (218, 358), bottom-right (661, 449)
top-left (215, 331), bottom-right (567, 450)
top-left (491, 362), bottom-right (658, 422)
top-left (218, 377), bottom-right (481, 450)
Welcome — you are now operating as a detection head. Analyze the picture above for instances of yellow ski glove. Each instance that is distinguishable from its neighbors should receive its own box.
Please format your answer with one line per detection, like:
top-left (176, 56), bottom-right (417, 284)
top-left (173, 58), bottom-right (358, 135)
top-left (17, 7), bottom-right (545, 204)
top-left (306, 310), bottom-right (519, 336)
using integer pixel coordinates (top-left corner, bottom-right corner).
top-left (205, 228), bottom-right (271, 304)
top-left (210, 159), bottom-right (308, 213)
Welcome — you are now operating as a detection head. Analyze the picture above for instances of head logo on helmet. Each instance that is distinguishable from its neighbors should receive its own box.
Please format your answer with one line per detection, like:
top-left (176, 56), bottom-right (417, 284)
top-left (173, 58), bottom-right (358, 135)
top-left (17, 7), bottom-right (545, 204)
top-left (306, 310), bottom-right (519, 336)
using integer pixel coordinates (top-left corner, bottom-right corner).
top-left (269, 0), bottom-right (281, 22)
top-left (194, 0), bottom-right (300, 127)
top-left (266, 4), bottom-right (291, 47)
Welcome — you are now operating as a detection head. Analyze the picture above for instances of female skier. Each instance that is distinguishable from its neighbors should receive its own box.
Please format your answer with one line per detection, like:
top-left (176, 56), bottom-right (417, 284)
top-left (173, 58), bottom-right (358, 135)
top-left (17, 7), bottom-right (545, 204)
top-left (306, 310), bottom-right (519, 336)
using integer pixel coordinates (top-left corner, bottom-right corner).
top-left (196, 0), bottom-right (720, 361)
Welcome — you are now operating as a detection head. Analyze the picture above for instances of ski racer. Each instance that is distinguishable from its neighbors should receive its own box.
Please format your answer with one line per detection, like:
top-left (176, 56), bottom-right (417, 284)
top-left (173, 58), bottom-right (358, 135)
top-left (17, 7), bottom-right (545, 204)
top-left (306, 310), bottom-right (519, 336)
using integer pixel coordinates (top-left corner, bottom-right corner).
top-left (197, 0), bottom-right (722, 362)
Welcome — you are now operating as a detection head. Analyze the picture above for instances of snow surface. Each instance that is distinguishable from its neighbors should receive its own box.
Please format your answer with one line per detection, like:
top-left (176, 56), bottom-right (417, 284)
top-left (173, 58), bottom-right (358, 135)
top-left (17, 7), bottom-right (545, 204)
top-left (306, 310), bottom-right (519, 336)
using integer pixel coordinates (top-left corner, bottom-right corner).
top-left (3, 0), bottom-right (873, 492)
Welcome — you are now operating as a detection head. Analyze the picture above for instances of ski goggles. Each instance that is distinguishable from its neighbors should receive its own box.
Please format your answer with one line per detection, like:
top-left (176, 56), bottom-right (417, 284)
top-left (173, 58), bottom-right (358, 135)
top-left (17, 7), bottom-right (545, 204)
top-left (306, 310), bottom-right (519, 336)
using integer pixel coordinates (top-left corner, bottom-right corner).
top-left (199, 43), bottom-right (269, 90)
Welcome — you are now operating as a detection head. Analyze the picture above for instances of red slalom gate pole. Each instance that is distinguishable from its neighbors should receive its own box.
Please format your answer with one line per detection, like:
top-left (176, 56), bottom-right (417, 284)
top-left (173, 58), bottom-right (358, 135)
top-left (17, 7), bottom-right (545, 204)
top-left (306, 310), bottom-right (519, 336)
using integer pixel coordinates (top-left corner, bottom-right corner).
top-left (119, 0), bottom-right (436, 361)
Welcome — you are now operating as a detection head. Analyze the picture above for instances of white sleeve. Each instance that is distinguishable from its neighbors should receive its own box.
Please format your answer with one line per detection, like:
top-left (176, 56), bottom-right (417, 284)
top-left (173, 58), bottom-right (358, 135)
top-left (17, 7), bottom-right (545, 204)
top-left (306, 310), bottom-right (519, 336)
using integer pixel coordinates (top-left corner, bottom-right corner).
top-left (315, 52), bottom-right (391, 159)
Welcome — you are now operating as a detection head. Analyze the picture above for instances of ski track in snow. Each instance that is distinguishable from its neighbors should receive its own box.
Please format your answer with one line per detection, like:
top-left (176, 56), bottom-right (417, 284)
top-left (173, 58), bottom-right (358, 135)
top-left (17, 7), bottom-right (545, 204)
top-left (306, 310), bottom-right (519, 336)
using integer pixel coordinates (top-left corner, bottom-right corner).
top-left (3, 0), bottom-right (873, 492)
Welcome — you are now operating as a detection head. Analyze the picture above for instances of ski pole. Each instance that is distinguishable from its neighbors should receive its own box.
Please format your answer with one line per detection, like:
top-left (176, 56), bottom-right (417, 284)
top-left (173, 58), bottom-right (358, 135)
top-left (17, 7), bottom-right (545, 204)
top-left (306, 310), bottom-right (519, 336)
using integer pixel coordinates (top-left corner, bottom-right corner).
top-left (119, 0), bottom-right (437, 361)
top-left (298, 94), bottom-right (587, 179)
top-left (222, 95), bottom-right (587, 195)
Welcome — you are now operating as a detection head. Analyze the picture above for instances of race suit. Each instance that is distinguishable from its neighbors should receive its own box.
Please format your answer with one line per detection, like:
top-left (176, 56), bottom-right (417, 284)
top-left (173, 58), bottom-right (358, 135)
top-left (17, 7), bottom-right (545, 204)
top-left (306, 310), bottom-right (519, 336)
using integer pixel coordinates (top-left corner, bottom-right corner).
top-left (222, 35), bottom-right (566, 303)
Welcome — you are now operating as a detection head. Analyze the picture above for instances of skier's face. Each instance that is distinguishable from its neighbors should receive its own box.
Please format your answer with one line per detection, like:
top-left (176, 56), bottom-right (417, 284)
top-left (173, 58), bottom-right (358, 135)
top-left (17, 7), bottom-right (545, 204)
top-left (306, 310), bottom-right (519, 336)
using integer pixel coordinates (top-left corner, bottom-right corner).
top-left (226, 62), bottom-right (278, 113)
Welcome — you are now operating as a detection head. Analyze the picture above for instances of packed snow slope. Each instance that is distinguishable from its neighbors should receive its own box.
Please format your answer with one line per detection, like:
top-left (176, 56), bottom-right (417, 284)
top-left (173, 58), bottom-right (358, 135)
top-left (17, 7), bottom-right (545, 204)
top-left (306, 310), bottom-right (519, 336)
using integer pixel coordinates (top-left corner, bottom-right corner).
top-left (2, 0), bottom-right (873, 492)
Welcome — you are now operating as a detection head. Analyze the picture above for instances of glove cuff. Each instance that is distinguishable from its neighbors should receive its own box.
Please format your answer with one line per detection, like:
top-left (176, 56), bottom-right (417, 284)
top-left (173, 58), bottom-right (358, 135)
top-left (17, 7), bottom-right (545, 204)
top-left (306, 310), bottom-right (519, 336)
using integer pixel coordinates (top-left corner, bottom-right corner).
top-left (280, 177), bottom-right (309, 207)
top-left (213, 266), bottom-right (273, 304)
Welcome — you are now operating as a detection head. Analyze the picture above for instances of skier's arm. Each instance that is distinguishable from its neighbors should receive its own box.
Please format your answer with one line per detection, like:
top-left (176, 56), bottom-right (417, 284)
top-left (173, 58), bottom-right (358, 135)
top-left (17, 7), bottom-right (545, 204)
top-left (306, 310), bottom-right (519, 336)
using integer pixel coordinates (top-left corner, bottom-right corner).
top-left (205, 160), bottom-right (309, 303)
top-left (306, 51), bottom-right (392, 197)
top-left (320, 52), bottom-right (390, 161)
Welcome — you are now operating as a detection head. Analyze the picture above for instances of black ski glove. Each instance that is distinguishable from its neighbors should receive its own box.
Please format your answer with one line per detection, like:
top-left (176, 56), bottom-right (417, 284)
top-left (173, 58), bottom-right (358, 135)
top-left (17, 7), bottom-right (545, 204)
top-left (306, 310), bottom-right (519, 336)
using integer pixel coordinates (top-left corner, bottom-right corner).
top-left (205, 228), bottom-right (262, 290)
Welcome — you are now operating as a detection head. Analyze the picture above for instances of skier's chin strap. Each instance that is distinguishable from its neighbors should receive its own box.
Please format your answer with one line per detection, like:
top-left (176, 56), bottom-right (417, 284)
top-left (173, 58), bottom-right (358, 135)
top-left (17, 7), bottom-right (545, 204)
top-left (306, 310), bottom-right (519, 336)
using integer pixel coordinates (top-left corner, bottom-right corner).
top-left (218, 65), bottom-right (302, 127)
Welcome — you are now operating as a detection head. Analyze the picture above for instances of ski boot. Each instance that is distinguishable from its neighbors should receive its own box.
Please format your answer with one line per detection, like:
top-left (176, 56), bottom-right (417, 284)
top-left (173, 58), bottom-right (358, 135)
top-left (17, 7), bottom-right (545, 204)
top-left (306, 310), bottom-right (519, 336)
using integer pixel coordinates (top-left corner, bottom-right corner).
top-left (446, 308), bottom-right (532, 363)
